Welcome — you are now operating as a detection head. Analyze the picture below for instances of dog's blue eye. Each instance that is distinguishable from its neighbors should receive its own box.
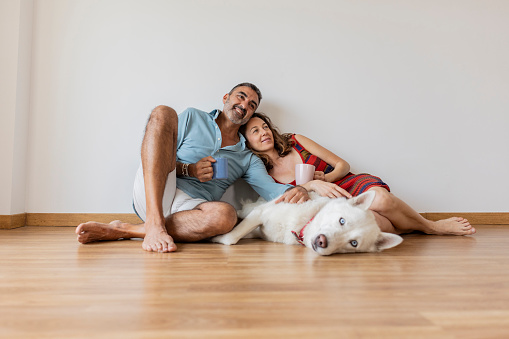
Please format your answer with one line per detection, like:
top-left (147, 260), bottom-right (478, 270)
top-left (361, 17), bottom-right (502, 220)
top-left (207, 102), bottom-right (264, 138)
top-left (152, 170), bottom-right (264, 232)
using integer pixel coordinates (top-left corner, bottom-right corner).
top-left (339, 218), bottom-right (346, 225)
top-left (350, 240), bottom-right (358, 247)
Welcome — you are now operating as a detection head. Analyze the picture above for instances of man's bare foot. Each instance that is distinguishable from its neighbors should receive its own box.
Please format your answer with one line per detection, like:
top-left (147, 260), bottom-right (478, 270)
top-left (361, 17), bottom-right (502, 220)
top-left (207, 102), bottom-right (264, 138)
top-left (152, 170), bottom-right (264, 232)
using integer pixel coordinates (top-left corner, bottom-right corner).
top-left (76, 220), bottom-right (177, 253)
top-left (425, 217), bottom-right (476, 235)
top-left (76, 220), bottom-right (137, 243)
top-left (142, 225), bottom-right (177, 253)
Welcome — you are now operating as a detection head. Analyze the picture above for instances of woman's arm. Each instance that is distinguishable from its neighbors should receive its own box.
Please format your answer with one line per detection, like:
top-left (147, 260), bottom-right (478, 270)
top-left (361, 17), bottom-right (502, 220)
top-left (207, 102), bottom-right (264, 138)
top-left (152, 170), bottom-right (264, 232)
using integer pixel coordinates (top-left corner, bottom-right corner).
top-left (294, 134), bottom-right (350, 182)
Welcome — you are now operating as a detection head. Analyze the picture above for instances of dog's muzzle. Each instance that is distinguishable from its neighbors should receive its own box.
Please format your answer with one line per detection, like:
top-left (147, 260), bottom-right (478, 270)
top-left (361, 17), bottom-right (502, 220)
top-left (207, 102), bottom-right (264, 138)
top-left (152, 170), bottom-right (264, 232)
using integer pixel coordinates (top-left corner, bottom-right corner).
top-left (312, 234), bottom-right (328, 251)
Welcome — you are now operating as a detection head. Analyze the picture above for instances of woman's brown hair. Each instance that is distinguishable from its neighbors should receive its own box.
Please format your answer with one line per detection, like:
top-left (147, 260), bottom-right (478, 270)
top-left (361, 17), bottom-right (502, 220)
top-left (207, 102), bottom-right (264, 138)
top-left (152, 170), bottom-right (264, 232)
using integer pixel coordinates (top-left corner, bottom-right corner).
top-left (240, 112), bottom-right (294, 171)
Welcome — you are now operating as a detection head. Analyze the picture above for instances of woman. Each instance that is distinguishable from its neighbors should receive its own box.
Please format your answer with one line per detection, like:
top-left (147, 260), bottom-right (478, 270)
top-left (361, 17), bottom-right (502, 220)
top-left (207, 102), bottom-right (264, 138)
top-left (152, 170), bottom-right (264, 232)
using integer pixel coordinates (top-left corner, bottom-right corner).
top-left (240, 113), bottom-right (475, 236)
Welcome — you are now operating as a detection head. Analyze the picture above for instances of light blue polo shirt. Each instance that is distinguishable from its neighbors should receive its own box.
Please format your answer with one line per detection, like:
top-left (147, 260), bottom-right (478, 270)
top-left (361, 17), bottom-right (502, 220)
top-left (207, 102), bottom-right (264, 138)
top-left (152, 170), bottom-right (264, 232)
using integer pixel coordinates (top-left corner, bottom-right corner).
top-left (175, 107), bottom-right (292, 201)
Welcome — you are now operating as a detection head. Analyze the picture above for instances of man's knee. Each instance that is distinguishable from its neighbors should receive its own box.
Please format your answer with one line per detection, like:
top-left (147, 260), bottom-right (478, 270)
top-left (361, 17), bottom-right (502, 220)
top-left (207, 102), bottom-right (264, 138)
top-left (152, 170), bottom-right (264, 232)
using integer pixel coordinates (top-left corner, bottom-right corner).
top-left (148, 105), bottom-right (178, 128)
top-left (199, 202), bottom-right (237, 236)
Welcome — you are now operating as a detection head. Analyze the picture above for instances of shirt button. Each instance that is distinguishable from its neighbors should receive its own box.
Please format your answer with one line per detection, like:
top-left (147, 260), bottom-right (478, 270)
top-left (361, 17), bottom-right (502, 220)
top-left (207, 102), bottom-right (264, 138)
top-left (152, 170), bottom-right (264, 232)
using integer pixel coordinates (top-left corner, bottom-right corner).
top-left (218, 138), bottom-right (221, 140)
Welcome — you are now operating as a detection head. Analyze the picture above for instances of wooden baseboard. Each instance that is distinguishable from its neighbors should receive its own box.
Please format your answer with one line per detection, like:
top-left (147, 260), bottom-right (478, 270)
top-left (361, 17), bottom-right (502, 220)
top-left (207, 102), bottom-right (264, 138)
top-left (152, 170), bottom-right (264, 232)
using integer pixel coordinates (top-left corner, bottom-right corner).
top-left (2, 213), bottom-right (508, 228)
top-left (25, 213), bottom-right (143, 227)
top-left (0, 213), bottom-right (27, 229)
top-left (423, 213), bottom-right (509, 225)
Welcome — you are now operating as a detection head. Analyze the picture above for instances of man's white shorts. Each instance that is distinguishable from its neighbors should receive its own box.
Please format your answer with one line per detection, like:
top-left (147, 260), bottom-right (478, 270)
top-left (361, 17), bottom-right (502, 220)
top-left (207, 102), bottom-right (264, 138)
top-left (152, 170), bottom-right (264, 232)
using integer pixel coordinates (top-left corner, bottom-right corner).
top-left (132, 165), bottom-right (206, 222)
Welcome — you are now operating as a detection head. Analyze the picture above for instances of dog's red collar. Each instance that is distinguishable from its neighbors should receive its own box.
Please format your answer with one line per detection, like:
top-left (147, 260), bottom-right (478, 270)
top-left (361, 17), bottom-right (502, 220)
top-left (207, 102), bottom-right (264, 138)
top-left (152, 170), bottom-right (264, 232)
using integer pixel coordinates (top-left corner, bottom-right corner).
top-left (291, 217), bottom-right (314, 246)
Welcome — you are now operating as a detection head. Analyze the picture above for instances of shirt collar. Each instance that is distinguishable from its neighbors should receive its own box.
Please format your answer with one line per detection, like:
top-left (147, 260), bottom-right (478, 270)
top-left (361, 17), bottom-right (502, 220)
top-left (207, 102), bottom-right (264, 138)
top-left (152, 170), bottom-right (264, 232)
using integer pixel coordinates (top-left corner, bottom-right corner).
top-left (209, 109), bottom-right (221, 120)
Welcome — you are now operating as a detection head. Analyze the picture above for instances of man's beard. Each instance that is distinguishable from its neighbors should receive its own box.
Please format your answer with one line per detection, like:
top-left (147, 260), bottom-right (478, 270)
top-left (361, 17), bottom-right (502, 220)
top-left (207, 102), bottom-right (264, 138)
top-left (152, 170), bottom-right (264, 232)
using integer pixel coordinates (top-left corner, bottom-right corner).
top-left (225, 103), bottom-right (249, 125)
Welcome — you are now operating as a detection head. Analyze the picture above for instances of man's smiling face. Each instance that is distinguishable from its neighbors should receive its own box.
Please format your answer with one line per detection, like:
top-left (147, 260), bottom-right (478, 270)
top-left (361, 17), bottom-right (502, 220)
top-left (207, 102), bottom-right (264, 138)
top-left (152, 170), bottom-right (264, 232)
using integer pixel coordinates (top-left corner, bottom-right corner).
top-left (222, 86), bottom-right (259, 125)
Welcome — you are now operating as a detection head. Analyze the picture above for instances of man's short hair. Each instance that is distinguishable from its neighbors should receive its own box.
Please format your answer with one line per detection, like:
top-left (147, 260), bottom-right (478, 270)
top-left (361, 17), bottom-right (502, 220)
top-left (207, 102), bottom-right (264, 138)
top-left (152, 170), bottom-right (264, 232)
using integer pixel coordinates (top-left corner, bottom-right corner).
top-left (229, 83), bottom-right (262, 104)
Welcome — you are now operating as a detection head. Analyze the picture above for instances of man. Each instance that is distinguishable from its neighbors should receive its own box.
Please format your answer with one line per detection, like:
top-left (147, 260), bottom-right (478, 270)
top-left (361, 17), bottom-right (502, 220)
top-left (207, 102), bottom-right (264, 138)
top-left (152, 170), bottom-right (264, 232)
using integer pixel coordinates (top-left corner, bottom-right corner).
top-left (76, 83), bottom-right (309, 252)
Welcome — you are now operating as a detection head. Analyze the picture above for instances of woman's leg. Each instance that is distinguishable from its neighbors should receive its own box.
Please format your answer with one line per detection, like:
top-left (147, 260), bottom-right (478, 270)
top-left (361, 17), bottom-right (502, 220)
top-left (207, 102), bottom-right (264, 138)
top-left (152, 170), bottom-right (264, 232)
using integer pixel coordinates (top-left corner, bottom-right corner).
top-left (372, 211), bottom-right (399, 234)
top-left (367, 187), bottom-right (476, 235)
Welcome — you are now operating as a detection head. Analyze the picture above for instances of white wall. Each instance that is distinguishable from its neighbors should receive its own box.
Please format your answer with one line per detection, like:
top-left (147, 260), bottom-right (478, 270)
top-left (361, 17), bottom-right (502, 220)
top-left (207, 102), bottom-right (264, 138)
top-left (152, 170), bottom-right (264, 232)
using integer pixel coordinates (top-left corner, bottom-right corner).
top-left (0, 0), bottom-right (32, 215)
top-left (19, 0), bottom-right (509, 213)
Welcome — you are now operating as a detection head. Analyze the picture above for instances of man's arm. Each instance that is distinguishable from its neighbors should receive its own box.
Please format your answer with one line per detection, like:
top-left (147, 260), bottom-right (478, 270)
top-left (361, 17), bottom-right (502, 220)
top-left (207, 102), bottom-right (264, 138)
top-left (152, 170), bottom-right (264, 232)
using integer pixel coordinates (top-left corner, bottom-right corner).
top-left (243, 155), bottom-right (310, 203)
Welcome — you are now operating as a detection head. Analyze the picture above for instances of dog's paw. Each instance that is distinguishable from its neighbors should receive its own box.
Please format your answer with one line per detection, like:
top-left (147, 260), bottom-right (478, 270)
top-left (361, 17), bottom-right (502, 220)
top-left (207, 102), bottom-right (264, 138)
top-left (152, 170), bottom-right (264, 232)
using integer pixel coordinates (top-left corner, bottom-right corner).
top-left (210, 234), bottom-right (238, 245)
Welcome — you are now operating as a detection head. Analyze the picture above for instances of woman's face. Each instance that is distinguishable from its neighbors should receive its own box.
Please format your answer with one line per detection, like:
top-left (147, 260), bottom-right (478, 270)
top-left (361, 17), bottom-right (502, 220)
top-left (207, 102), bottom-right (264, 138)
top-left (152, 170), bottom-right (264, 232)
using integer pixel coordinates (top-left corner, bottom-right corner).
top-left (244, 117), bottom-right (274, 152)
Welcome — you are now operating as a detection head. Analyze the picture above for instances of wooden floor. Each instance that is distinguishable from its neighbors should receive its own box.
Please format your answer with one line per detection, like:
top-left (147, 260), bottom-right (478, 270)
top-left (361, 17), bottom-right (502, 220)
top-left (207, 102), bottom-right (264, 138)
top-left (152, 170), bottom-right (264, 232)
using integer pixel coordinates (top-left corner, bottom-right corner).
top-left (1, 226), bottom-right (509, 339)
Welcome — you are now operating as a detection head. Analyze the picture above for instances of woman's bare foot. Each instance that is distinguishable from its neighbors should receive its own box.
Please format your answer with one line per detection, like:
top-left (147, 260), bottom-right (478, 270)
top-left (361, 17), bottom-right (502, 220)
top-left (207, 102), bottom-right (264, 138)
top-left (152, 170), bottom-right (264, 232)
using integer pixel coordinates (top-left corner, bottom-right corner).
top-left (424, 217), bottom-right (476, 235)
top-left (75, 220), bottom-right (144, 244)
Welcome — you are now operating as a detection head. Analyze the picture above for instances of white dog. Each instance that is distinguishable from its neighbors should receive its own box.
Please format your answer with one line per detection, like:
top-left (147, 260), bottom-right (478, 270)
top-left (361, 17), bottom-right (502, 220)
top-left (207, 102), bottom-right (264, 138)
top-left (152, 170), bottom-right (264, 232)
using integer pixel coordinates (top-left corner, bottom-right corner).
top-left (211, 190), bottom-right (403, 255)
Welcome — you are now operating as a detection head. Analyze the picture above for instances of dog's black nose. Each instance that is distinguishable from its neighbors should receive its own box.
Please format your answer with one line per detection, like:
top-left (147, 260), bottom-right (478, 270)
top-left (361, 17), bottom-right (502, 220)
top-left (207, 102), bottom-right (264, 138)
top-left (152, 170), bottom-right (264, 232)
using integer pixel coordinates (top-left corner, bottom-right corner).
top-left (314, 234), bottom-right (328, 249)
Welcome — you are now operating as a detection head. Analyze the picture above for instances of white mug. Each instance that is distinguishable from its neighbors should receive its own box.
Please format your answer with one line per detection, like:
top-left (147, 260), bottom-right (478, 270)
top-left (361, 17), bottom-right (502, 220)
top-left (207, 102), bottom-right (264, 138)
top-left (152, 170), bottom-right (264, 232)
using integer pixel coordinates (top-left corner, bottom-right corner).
top-left (295, 164), bottom-right (315, 185)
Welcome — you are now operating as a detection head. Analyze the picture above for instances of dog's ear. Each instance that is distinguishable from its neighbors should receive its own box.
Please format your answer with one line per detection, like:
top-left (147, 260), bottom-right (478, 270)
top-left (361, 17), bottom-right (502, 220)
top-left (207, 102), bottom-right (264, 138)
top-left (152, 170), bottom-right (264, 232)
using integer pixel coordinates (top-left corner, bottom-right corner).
top-left (349, 190), bottom-right (376, 210)
top-left (375, 232), bottom-right (403, 251)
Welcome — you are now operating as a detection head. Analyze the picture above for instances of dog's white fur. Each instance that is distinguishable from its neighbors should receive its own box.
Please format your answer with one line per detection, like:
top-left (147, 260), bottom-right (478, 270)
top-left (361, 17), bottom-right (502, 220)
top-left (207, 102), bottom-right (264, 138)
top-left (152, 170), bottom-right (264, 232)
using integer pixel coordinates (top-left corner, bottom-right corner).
top-left (211, 190), bottom-right (403, 255)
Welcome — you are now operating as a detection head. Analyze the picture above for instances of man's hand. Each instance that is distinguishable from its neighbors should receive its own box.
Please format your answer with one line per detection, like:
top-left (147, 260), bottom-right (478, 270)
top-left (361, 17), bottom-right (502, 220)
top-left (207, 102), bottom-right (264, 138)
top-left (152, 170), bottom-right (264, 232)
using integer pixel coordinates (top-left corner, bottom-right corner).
top-left (275, 186), bottom-right (310, 204)
top-left (190, 156), bottom-right (216, 182)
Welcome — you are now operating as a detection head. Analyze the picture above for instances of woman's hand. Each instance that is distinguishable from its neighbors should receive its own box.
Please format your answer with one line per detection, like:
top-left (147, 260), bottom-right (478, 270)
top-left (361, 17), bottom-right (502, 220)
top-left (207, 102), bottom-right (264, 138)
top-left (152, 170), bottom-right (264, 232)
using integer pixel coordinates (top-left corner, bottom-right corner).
top-left (307, 180), bottom-right (352, 199)
top-left (313, 171), bottom-right (326, 181)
